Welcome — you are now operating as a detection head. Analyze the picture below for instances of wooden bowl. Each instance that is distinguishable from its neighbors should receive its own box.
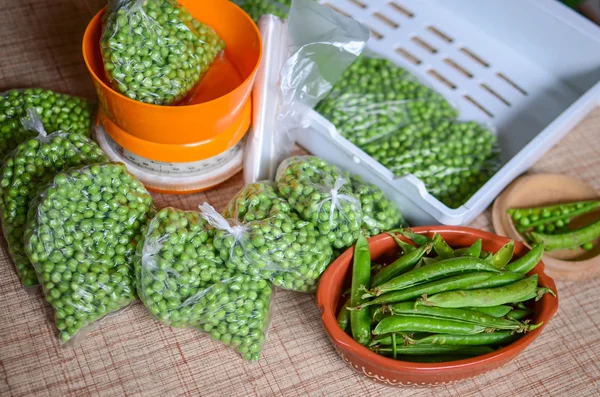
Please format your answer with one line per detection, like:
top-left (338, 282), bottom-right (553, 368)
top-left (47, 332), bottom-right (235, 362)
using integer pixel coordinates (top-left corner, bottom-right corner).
top-left (492, 173), bottom-right (600, 280)
top-left (316, 227), bottom-right (559, 387)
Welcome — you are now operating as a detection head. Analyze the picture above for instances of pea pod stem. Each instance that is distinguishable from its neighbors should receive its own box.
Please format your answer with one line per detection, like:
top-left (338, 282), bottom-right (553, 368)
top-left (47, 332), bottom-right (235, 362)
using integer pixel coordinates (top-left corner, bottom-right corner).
top-left (505, 244), bottom-right (544, 274)
top-left (372, 243), bottom-right (432, 287)
top-left (350, 234), bottom-right (371, 346)
top-left (373, 315), bottom-right (493, 335)
top-left (364, 257), bottom-right (501, 298)
top-left (351, 272), bottom-right (495, 310)
top-left (387, 232), bottom-right (417, 254)
top-left (372, 344), bottom-right (495, 356)
top-left (372, 331), bottom-right (518, 347)
top-left (419, 275), bottom-right (539, 308)
top-left (528, 219), bottom-right (600, 251)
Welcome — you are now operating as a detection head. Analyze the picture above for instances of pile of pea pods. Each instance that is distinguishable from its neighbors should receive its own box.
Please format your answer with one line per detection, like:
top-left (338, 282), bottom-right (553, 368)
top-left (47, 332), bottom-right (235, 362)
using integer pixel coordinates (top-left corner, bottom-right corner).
top-left (101, 0), bottom-right (225, 105)
top-left (342, 231), bottom-right (556, 362)
top-left (315, 56), bottom-right (501, 209)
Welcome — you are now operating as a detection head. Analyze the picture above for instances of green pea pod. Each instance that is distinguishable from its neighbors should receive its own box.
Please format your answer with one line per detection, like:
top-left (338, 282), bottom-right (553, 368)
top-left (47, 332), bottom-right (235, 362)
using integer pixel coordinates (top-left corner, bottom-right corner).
top-left (390, 228), bottom-right (431, 246)
top-left (372, 306), bottom-right (389, 323)
top-left (353, 272), bottom-right (495, 309)
top-left (528, 219), bottom-right (600, 251)
top-left (469, 305), bottom-right (512, 318)
top-left (383, 302), bottom-right (526, 330)
top-left (421, 257), bottom-right (441, 266)
top-left (373, 315), bottom-right (491, 335)
top-left (373, 331), bottom-right (518, 347)
top-left (433, 233), bottom-right (454, 258)
top-left (373, 344), bottom-right (495, 356)
top-left (391, 354), bottom-right (489, 362)
top-left (337, 298), bottom-right (351, 331)
top-left (465, 272), bottom-right (525, 290)
top-left (489, 240), bottom-right (515, 269)
top-left (350, 235), bottom-right (372, 345)
top-left (372, 243), bottom-right (432, 287)
top-left (387, 232), bottom-right (417, 254)
top-left (509, 200), bottom-right (600, 230)
top-left (365, 257), bottom-right (501, 298)
top-left (505, 244), bottom-right (544, 274)
top-left (506, 309), bottom-right (532, 321)
top-left (454, 239), bottom-right (482, 258)
top-left (516, 287), bottom-right (556, 302)
top-left (419, 275), bottom-right (539, 308)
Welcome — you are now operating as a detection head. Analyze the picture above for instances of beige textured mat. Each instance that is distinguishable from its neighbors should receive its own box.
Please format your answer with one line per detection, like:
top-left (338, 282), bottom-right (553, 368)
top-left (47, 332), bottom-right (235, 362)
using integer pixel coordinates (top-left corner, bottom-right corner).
top-left (0, 1), bottom-right (599, 396)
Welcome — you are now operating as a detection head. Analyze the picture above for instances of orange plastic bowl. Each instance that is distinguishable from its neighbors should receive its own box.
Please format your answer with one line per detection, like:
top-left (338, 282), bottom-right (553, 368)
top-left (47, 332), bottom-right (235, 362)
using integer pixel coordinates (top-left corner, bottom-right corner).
top-left (316, 227), bottom-right (559, 387)
top-left (82, 0), bottom-right (261, 145)
top-left (97, 103), bottom-right (249, 163)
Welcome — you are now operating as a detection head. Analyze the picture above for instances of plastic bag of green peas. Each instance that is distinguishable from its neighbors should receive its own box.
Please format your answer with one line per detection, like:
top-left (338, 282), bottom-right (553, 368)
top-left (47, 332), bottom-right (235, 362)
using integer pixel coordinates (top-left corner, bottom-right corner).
top-left (349, 175), bottom-right (406, 236)
top-left (363, 119), bottom-right (501, 209)
top-left (222, 182), bottom-right (292, 222)
top-left (315, 56), bottom-right (458, 146)
top-left (231, 0), bottom-right (292, 23)
top-left (0, 88), bottom-right (93, 161)
top-left (24, 163), bottom-right (154, 344)
top-left (0, 109), bottom-right (108, 287)
top-left (135, 207), bottom-right (273, 361)
top-left (201, 202), bottom-right (333, 293)
top-left (275, 156), bottom-right (363, 251)
top-left (101, 0), bottom-right (225, 105)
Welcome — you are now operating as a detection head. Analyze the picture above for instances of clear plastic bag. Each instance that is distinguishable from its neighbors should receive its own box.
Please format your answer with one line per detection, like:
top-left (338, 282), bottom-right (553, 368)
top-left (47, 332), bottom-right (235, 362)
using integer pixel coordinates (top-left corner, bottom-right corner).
top-left (135, 207), bottom-right (273, 361)
top-left (101, 0), bottom-right (225, 105)
top-left (349, 175), bottom-right (407, 236)
top-left (222, 182), bottom-right (292, 222)
top-left (0, 88), bottom-right (93, 161)
top-left (275, 156), bottom-right (363, 251)
top-left (363, 120), bottom-right (501, 208)
top-left (0, 109), bottom-right (108, 287)
top-left (200, 202), bottom-right (332, 292)
top-left (243, 0), bottom-right (369, 183)
top-left (315, 56), bottom-right (458, 147)
top-left (232, 0), bottom-right (292, 22)
top-left (24, 163), bottom-right (154, 344)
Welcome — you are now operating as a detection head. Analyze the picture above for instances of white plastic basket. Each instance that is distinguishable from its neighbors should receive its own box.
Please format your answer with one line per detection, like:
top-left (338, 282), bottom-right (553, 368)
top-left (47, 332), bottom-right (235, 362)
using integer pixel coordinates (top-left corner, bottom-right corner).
top-left (296, 0), bottom-right (600, 225)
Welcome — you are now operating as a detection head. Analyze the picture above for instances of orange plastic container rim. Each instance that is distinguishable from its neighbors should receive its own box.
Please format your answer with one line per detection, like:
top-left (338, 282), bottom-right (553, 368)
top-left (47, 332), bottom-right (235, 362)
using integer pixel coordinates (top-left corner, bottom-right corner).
top-left (82, 3), bottom-right (262, 111)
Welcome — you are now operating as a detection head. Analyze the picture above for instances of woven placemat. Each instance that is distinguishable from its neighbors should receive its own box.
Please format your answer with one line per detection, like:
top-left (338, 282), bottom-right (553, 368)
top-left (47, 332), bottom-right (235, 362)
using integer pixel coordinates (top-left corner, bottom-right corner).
top-left (1, 1), bottom-right (599, 396)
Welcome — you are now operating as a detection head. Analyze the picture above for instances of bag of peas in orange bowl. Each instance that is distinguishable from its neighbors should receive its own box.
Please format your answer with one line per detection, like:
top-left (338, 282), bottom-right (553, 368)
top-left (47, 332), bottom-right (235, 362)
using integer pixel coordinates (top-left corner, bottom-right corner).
top-left (100, 0), bottom-right (225, 105)
top-left (135, 207), bottom-right (273, 361)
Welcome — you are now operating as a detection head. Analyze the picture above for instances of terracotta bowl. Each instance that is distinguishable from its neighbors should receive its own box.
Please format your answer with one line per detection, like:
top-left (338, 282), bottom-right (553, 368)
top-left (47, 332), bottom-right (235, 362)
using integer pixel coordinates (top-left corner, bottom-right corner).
top-left (316, 226), bottom-right (559, 387)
